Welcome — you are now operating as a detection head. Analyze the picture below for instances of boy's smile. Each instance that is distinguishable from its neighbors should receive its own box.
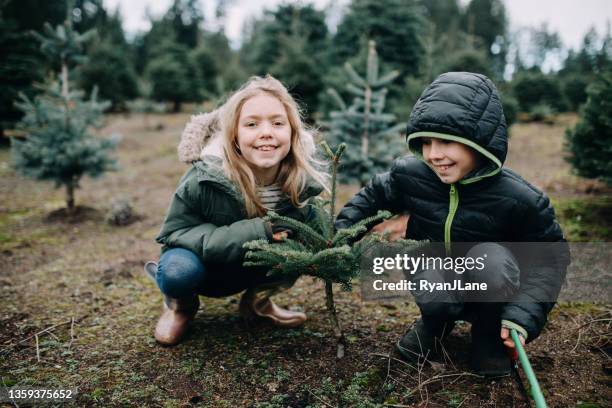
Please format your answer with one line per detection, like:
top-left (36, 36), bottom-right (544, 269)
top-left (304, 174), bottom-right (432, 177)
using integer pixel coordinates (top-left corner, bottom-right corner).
top-left (422, 137), bottom-right (480, 184)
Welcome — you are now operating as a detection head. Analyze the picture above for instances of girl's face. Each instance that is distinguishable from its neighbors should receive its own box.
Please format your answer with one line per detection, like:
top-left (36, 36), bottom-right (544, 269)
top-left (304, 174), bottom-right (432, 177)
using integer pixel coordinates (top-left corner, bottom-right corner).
top-left (237, 93), bottom-right (292, 185)
top-left (422, 137), bottom-right (479, 184)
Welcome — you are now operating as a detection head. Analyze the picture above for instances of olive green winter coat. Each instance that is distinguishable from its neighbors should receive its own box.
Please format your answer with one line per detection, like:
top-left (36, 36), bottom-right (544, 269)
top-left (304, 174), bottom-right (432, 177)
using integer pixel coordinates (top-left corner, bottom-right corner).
top-left (156, 157), bottom-right (323, 271)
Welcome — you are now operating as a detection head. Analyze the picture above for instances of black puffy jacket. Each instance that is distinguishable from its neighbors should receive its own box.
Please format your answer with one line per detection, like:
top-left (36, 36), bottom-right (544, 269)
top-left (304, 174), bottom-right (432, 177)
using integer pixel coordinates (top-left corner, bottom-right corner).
top-left (336, 72), bottom-right (570, 341)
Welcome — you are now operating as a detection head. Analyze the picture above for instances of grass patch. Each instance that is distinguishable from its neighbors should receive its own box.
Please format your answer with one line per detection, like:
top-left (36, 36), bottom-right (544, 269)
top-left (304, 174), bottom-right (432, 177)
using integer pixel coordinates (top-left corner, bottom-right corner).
top-left (552, 196), bottom-right (612, 241)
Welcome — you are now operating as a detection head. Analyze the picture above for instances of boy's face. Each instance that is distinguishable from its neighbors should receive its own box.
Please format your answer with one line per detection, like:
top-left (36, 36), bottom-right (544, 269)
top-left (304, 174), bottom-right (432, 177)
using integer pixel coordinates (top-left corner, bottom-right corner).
top-left (422, 137), bottom-right (480, 184)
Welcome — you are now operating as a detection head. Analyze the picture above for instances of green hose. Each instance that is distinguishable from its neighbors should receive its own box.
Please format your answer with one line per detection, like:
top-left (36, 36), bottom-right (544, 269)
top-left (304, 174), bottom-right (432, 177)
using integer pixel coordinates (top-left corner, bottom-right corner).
top-left (511, 329), bottom-right (547, 408)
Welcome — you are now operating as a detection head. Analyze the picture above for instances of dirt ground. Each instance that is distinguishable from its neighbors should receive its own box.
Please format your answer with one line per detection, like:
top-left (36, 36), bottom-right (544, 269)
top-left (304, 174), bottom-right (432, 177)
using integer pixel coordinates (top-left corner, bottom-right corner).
top-left (0, 113), bottom-right (610, 407)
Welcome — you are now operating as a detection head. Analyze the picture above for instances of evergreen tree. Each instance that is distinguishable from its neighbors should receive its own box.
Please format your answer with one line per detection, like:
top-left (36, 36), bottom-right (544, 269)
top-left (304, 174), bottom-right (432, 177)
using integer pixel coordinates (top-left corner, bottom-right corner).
top-left (191, 45), bottom-right (219, 100)
top-left (145, 41), bottom-right (201, 112)
top-left (244, 142), bottom-right (392, 358)
top-left (240, 3), bottom-right (329, 115)
top-left (11, 16), bottom-right (117, 214)
top-left (0, 0), bottom-right (66, 139)
top-left (443, 48), bottom-right (492, 77)
top-left (562, 74), bottom-right (590, 111)
top-left (326, 41), bottom-right (406, 186)
top-left (240, 4), bottom-right (328, 75)
top-left (422, 0), bottom-right (461, 36)
top-left (566, 71), bottom-right (612, 185)
top-left (269, 22), bottom-right (323, 117)
top-left (77, 40), bottom-right (139, 111)
top-left (192, 31), bottom-right (246, 101)
top-left (332, 0), bottom-right (424, 76)
top-left (512, 70), bottom-right (566, 112)
top-left (461, 0), bottom-right (508, 80)
top-left (204, 31), bottom-right (247, 97)
top-left (71, 2), bottom-right (138, 110)
top-left (559, 27), bottom-right (612, 110)
top-left (133, 0), bottom-right (203, 75)
top-left (166, 0), bottom-right (203, 49)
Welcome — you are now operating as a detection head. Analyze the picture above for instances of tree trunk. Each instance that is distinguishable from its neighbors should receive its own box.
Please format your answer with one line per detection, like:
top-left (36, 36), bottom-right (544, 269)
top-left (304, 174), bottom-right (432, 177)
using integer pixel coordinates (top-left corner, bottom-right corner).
top-left (61, 62), bottom-right (69, 98)
top-left (65, 180), bottom-right (75, 215)
top-left (325, 280), bottom-right (346, 359)
top-left (173, 100), bottom-right (181, 113)
top-left (362, 86), bottom-right (371, 160)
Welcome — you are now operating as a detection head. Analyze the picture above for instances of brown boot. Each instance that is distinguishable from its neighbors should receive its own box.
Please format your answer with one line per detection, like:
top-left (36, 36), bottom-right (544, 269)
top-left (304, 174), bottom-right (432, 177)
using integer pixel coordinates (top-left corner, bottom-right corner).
top-left (154, 297), bottom-right (199, 346)
top-left (239, 286), bottom-right (306, 328)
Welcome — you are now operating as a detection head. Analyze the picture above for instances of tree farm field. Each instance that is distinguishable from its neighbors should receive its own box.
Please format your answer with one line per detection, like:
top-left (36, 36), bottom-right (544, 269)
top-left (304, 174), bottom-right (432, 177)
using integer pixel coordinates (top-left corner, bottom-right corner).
top-left (0, 112), bottom-right (610, 407)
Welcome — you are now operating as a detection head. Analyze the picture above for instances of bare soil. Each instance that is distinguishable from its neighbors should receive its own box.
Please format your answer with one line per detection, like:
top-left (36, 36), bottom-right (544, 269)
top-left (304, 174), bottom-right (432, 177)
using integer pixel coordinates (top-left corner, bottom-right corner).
top-left (0, 113), bottom-right (610, 407)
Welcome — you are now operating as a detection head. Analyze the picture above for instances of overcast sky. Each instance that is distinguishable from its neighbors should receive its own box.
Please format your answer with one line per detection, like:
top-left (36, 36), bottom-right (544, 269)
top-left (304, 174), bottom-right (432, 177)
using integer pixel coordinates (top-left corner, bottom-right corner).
top-left (103, 0), bottom-right (612, 51)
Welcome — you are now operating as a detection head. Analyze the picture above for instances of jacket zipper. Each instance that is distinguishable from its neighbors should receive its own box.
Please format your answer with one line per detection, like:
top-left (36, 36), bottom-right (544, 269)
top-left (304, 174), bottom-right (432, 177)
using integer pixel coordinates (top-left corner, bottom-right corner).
top-left (444, 184), bottom-right (459, 254)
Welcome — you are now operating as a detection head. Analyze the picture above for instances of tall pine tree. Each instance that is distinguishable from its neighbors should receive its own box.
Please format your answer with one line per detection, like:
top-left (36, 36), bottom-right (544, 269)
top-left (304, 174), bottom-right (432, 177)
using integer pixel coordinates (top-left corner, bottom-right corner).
top-left (326, 41), bottom-right (406, 186)
top-left (11, 11), bottom-right (117, 214)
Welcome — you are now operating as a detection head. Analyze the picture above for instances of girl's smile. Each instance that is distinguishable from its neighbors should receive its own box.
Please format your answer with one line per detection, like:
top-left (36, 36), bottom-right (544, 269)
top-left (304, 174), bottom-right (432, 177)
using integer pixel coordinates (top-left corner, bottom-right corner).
top-left (237, 93), bottom-right (292, 185)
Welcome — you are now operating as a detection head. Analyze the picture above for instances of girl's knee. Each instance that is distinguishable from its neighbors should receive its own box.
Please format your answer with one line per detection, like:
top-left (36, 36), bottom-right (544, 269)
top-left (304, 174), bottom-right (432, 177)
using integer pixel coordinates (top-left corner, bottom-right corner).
top-left (157, 248), bottom-right (205, 298)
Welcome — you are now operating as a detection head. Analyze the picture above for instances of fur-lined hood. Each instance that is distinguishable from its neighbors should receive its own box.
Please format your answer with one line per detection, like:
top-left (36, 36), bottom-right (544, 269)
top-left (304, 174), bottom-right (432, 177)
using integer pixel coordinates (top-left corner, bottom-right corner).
top-left (177, 109), bottom-right (224, 163)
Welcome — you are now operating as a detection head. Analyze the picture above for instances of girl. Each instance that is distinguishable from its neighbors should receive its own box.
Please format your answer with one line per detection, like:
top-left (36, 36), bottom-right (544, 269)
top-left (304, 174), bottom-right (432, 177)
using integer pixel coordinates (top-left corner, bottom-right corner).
top-left (146, 75), bottom-right (328, 346)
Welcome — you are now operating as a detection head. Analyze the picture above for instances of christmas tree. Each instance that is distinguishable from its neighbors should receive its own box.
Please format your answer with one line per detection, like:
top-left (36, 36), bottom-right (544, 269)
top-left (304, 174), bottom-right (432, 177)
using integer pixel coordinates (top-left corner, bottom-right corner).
top-left (11, 8), bottom-right (117, 214)
top-left (326, 40), bottom-right (406, 186)
top-left (565, 71), bottom-right (612, 185)
top-left (244, 142), bottom-right (392, 358)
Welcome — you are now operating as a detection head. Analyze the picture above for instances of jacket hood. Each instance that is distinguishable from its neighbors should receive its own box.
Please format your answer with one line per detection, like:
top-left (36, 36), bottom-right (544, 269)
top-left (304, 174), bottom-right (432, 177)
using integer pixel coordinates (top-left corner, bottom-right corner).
top-left (178, 109), bottom-right (224, 163)
top-left (406, 72), bottom-right (508, 184)
top-left (178, 109), bottom-right (325, 203)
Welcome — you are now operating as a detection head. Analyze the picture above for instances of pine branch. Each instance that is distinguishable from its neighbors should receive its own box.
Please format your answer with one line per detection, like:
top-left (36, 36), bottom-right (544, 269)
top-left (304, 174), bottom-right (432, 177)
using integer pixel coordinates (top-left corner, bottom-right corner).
top-left (343, 62), bottom-right (367, 88)
top-left (265, 211), bottom-right (328, 250)
top-left (373, 70), bottom-right (400, 87)
top-left (327, 88), bottom-right (347, 110)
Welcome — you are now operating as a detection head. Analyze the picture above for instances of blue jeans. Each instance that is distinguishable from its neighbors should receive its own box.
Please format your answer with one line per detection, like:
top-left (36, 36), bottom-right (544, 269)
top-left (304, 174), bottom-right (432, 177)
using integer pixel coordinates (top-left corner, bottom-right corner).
top-left (156, 247), bottom-right (278, 302)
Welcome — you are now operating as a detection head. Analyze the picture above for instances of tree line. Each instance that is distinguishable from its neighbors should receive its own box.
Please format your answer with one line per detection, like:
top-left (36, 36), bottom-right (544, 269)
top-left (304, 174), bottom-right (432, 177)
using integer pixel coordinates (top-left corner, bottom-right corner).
top-left (2, 0), bottom-right (611, 191)
top-left (2, 0), bottom-right (610, 124)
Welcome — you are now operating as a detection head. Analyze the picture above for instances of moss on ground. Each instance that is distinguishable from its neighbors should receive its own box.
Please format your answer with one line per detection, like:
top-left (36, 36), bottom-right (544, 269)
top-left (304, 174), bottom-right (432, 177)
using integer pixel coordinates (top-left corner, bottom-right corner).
top-left (551, 196), bottom-right (612, 241)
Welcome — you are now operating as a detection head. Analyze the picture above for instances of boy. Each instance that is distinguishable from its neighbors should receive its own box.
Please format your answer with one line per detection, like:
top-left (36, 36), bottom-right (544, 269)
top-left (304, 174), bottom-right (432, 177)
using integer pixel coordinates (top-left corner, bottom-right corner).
top-left (335, 72), bottom-right (570, 377)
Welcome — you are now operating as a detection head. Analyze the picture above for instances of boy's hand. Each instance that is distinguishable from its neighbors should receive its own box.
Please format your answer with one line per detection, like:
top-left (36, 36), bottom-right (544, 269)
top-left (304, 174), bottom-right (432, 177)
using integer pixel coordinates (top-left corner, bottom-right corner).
top-left (369, 214), bottom-right (410, 241)
top-left (500, 327), bottom-right (525, 349)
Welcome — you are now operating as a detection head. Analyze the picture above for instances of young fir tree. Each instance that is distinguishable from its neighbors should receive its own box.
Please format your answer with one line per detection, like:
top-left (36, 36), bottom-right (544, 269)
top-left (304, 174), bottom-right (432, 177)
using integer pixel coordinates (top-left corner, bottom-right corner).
top-left (565, 71), bottom-right (612, 185)
top-left (11, 14), bottom-right (117, 214)
top-left (326, 41), bottom-right (406, 186)
top-left (244, 142), bottom-right (392, 358)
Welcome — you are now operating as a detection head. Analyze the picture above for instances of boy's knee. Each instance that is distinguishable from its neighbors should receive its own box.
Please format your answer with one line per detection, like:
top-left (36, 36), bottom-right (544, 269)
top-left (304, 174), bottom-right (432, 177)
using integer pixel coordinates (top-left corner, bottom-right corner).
top-left (157, 248), bottom-right (205, 298)
top-left (418, 301), bottom-right (463, 320)
top-left (466, 243), bottom-right (520, 300)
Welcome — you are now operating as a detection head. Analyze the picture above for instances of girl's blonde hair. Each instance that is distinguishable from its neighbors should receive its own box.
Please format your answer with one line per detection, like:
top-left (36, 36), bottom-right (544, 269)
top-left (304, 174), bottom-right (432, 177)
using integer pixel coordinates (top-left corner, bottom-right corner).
top-left (219, 75), bottom-right (328, 217)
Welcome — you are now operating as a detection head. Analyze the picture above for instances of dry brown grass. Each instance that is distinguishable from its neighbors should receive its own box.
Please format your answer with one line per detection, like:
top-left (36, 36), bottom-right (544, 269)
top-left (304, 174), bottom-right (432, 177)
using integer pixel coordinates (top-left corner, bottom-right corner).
top-left (0, 113), bottom-right (609, 407)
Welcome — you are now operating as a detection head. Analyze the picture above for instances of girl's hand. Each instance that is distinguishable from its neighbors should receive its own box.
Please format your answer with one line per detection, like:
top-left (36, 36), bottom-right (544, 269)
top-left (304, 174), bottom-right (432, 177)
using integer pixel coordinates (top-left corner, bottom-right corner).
top-left (369, 214), bottom-right (410, 241)
top-left (500, 327), bottom-right (525, 349)
top-left (270, 223), bottom-right (293, 242)
top-left (272, 230), bottom-right (289, 242)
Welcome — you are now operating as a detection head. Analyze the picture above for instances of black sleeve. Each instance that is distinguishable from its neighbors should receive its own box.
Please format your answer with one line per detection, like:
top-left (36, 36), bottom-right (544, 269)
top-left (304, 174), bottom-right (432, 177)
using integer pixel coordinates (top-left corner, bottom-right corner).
top-left (501, 192), bottom-right (571, 341)
top-left (335, 166), bottom-right (403, 231)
